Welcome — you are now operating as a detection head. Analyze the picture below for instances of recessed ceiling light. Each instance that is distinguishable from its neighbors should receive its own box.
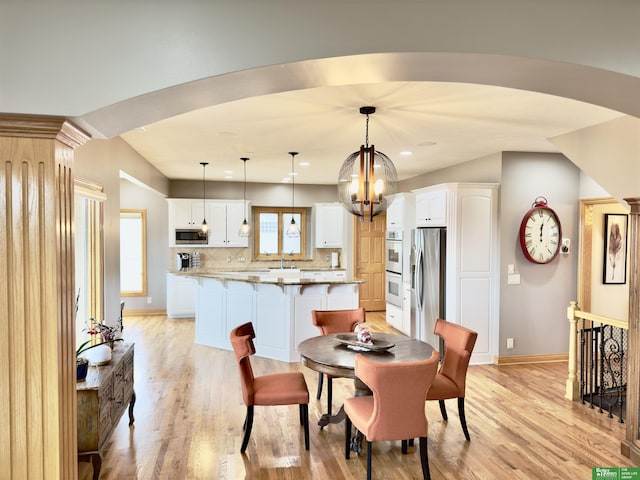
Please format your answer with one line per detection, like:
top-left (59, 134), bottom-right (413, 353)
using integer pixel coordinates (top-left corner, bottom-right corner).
top-left (224, 175), bottom-right (233, 179)
top-left (289, 172), bottom-right (298, 176)
top-left (281, 177), bottom-right (290, 183)
top-left (223, 170), bottom-right (233, 174)
top-left (400, 151), bottom-right (413, 156)
top-left (299, 162), bottom-right (310, 167)
top-left (132, 126), bottom-right (146, 132)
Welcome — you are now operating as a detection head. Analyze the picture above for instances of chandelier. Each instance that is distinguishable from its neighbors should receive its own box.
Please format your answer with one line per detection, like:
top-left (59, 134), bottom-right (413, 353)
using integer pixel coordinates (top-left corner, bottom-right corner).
top-left (200, 162), bottom-right (208, 234)
top-left (286, 152), bottom-right (300, 237)
top-left (238, 157), bottom-right (251, 237)
top-left (337, 106), bottom-right (397, 221)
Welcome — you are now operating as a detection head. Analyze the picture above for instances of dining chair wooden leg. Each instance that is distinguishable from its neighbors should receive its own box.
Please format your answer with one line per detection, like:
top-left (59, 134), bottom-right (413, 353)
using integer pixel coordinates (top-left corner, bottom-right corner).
top-left (458, 397), bottom-right (470, 441)
top-left (327, 377), bottom-right (333, 415)
top-left (345, 416), bottom-right (352, 459)
top-left (408, 438), bottom-right (414, 447)
top-left (301, 404), bottom-right (310, 450)
top-left (401, 439), bottom-right (408, 454)
top-left (438, 399), bottom-right (448, 421)
top-left (316, 372), bottom-right (324, 400)
top-left (240, 406), bottom-right (254, 453)
top-left (419, 436), bottom-right (431, 480)
top-left (366, 440), bottom-right (373, 480)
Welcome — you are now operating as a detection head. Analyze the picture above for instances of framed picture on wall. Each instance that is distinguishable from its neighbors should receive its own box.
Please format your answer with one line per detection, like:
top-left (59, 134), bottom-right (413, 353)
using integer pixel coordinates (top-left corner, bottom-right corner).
top-left (603, 213), bottom-right (628, 284)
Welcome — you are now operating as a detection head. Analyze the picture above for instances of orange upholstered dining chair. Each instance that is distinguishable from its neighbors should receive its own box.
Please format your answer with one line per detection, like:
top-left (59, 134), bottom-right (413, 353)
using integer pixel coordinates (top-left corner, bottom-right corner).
top-left (230, 322), bottom-right (310, 453)
top-left (344, 351), bottom-right (440, 480)
top-left (426, 318), bottom-right (478, 441)
top-left (312, 307), bottom-right (366, 415)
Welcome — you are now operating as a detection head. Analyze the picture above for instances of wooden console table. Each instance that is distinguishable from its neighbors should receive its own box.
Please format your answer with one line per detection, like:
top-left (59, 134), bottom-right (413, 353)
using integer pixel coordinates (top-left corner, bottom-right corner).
top-left (77, 342), bottom-right (136, 479)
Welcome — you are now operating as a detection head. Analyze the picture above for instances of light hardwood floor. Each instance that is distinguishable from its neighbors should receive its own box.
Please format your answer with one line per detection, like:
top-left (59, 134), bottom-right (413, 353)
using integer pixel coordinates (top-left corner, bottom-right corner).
top-left (83, 312), bottom-right (634, 479)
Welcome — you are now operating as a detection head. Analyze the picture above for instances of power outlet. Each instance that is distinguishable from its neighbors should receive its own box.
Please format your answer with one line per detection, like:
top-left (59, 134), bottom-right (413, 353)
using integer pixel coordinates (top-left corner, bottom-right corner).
top-left (506, 338), bottom-right (514, 349)
top-left (146, 296), bottom-right (152, 304)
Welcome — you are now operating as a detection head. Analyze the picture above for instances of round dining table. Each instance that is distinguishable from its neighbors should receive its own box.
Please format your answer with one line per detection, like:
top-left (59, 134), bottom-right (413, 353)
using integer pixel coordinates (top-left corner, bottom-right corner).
top-left (298, 331), bottom-right (436, 449)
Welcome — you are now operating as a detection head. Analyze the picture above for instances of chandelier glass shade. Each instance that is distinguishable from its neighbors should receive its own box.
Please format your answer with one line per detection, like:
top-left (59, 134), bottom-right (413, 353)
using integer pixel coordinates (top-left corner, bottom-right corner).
top-left (337, 106), bottom-right (397, 221)
top-left (238, 157), bottom-right (251, 237)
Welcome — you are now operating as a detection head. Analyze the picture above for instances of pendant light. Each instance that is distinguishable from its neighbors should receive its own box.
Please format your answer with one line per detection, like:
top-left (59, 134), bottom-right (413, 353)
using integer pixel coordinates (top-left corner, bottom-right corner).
top-left (286, 151), bottom-right (300, 238)
top-left (238, 157), bottom-right (251, 237)
top-left (200, 162), bottom-right (209, 234)
top-left (337, 106), bottom-right (398, 221)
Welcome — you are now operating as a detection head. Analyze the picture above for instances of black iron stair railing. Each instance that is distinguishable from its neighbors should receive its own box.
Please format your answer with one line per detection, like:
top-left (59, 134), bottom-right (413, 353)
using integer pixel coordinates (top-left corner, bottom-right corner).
top-left (579, 320), bottom-right (627, 422)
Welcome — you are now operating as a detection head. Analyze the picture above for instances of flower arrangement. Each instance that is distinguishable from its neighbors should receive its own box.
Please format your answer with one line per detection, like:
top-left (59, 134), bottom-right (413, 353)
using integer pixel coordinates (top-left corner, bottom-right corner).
top-left (76, 316), bottom-right (123, 359)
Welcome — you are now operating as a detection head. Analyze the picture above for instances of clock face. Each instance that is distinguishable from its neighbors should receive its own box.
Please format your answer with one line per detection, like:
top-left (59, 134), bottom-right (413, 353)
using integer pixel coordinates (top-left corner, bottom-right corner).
top-left (519, 207), bottom-right (562, 264)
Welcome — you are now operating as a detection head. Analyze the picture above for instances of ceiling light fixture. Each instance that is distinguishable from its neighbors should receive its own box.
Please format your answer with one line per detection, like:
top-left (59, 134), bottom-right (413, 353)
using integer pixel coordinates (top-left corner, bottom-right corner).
top-left (239, 157), bottom-right (251, 237)
top-left (337, 106), bottom-right (397, 221)
top-left (286, 151), bottom-right (300, 238)
top-left (200, 162), bottom-right (209, 235)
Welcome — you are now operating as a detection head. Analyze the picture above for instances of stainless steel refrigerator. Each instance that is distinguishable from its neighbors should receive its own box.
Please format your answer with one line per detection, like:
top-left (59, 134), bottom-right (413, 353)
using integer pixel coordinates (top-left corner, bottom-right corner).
top-left (411, 227), bottom-right (446, 349)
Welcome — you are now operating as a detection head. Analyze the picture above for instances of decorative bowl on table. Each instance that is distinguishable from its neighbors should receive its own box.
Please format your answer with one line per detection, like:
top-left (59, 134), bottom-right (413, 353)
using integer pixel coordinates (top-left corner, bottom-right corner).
top-left (335, 332), bottom-right (395, 352)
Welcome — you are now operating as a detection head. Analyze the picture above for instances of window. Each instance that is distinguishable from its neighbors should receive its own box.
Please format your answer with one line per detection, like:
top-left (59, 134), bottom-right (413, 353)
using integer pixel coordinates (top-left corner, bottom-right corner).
top-left (253, 207), bottom-right (306, 260)
top-left (120, 209), bottom-right (147, 296)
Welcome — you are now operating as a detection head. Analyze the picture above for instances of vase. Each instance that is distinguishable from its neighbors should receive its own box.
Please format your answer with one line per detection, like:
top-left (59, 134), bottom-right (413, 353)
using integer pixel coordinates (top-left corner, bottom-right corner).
top-left (85, 343), bottom-right (112, 365)
top-left (76, 359), bottom-right (89, 381)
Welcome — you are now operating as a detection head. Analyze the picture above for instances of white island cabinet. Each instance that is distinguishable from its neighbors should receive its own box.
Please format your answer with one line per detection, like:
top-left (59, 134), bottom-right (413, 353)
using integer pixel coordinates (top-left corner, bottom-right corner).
top-left (166, 273), bottom-right (197, 318)
top-left (192, 275), bottom-right (361, 362)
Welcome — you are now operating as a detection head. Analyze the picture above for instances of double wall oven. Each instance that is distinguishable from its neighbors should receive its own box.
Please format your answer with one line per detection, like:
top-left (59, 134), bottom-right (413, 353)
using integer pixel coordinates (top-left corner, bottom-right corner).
top-left (385, 230), bottom-right (403, 308)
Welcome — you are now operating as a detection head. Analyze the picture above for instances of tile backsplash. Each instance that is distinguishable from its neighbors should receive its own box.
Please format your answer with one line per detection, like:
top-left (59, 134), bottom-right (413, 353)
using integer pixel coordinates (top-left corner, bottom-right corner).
top-left (170, 247), bottom-right (343, 271)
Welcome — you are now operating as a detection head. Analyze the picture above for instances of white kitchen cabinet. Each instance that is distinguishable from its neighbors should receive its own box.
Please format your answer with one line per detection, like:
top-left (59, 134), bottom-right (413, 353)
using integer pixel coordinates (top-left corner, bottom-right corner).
top-left (301, 270), bottom-right (330, 281)
top-left (314, 203), bottom-right (344, 248)
top-left (385, 284), bottom-right (412, 335)
top-left (411, 183), bottom-right (499, 364)
top-left (170, 199), bottom-right (207, 229)
top-left (300, 270), bottom-right (346, 281)
top-left (414, 188), bottom-right (447, 227)
top-left (386, 303), bottom-right (403, 332)
top-left (332, 270), bottom-right (347, 280)
top-left (209, 200), bottom-right (249, 247)
top-left (385, 192), bottom-right (415, 231)
top-left (166, 273), bottom-right (197, 318)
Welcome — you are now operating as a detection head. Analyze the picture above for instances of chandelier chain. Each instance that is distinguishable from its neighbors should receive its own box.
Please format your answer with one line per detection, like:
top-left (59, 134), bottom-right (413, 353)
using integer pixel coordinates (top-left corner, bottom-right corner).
top-left (365, 113), bottom-right (370, 148)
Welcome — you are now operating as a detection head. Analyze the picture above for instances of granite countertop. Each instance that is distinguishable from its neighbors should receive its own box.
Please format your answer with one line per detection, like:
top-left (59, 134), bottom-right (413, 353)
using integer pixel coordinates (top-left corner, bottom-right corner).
top-left (170, 269), bottom-right (363, 286)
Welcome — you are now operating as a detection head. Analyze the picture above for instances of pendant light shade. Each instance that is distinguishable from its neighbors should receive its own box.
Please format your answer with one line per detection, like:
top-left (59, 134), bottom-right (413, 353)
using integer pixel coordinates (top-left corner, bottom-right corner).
top-left (238, 157), bottom-right (251, 237)
top-left (286, 151), bottom-right (300, 238)
top-left (200, 162), bottom-right (209, 234)
top-left (337, 106), bottom-right (397, 221)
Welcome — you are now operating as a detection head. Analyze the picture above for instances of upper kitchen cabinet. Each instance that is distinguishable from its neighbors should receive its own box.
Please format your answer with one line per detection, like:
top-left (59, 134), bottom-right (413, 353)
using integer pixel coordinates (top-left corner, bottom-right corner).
top-left (414, 187), bottom-right (448, 227)
top-left (385, 192), bottom-right (415, 231)
top-left (314, 203), bottom-right (344, 248)
top-left (209, 200), bottom-right (249, 248)
top-left (171, 199), bottom-right (207, 229)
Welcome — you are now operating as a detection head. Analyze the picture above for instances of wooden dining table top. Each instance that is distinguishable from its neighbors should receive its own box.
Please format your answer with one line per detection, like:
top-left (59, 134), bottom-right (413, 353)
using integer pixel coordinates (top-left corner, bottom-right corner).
top-left (298, 332), bottom-right (436, 379)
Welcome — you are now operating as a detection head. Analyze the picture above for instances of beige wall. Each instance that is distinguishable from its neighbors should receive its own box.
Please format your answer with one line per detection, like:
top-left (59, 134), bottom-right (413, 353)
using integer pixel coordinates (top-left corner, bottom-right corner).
top-left (589, 202), bottom-right (630, 320)
top-left (75, 137), bottom-right (168, 323)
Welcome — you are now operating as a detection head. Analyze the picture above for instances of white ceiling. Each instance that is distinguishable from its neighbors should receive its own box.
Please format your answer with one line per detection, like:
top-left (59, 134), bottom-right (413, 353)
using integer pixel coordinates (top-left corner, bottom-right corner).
top-left (119, 81), bottom-right (623, 186)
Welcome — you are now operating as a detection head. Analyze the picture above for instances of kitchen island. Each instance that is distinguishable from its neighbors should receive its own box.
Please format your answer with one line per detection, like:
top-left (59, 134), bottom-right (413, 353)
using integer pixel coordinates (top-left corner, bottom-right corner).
top-left (178, 270), bottom-right (363, 362)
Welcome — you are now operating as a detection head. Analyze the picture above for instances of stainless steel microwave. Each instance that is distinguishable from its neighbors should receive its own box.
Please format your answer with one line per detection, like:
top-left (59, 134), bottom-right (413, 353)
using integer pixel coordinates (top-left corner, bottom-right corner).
top-left (175, 228), bottom-right (208, 245)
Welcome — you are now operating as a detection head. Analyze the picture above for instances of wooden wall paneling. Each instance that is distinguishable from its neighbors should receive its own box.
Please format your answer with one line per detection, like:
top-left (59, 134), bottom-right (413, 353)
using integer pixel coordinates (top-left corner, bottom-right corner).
top-left (623, 197), bottom-right (640, 462)
top-left (0, 115), bottom-right (88, 479)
